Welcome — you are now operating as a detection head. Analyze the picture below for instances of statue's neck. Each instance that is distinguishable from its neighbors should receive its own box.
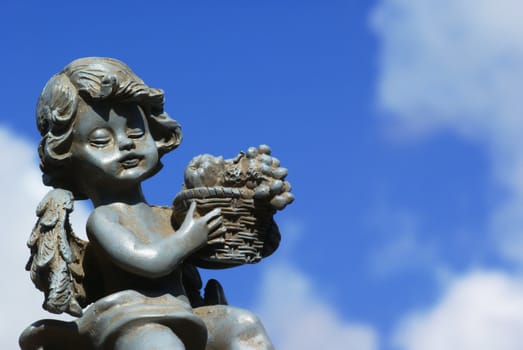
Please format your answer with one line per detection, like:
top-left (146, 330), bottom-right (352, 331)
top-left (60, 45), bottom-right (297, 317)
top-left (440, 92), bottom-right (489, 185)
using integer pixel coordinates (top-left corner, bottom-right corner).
top-left (88, 184), bottom-right (147, 207)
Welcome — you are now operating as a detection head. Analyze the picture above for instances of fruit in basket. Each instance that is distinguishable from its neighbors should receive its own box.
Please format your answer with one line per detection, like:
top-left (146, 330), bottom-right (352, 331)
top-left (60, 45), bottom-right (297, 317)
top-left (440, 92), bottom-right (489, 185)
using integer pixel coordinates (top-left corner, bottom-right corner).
top-left (184, 154), bottom-right (225, 188)
top-left (181, 145), bottom-right (294, 211)
top-left (173, 145), bottom-right (294, 267)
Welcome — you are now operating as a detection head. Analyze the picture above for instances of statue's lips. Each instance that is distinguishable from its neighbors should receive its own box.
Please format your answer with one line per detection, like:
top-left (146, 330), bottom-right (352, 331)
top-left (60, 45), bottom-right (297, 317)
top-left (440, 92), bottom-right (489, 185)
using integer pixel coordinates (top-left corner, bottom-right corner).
top-left (120, 154), bottom-right (144, 169)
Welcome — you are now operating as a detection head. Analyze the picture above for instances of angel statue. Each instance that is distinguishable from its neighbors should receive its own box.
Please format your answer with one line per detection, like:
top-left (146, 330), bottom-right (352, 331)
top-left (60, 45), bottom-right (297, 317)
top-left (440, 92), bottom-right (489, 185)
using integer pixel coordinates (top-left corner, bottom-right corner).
top-left (19, 57), bottom-right (294, 350)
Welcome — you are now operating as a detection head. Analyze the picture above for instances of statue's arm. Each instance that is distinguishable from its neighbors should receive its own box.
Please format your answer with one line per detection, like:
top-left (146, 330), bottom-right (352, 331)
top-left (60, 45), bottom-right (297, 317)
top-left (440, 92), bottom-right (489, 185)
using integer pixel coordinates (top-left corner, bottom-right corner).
top-left (87, 203), bottom-right (222, 278)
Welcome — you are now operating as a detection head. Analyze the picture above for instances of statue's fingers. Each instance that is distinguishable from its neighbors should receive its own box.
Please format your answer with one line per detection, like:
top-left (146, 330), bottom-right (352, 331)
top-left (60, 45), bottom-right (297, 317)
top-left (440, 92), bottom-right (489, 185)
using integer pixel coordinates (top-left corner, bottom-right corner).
top-left (203, 207), bottom-right (221, 221)
top-left (207, 216), bottom-right (223, 231)
top-left (208, 225), bottom-right (227, 240)
top-left (187, 201), bottom-right (197, 217)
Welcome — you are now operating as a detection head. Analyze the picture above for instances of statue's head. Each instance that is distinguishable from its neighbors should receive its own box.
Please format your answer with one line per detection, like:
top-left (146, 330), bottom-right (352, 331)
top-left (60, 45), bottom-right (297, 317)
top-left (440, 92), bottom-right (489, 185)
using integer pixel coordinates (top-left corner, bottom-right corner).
top-left (36, 57), bottom-right (182, 199)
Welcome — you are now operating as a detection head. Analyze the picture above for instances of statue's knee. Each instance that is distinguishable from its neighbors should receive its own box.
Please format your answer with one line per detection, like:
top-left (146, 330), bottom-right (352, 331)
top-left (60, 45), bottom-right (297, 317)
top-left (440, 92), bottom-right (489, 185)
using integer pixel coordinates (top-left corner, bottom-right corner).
top-left (196, 306), bottom-right (274, 349)
top-left (114, 323), bottom-right (185, 350)
top-left (236, 310), bottom-right (263, 332)
top-left (229, 309), bottom-right (274, 349)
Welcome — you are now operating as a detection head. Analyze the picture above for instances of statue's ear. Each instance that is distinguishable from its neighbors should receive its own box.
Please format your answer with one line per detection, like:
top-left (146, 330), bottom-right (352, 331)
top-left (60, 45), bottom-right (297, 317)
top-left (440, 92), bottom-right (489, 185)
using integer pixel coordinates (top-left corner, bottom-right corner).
top-left (149, 114), bottom-right (183, 155)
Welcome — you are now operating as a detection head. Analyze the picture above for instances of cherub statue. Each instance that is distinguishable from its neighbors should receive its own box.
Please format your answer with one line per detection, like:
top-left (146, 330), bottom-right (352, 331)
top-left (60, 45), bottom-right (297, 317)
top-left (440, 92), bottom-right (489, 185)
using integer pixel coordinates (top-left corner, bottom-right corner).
top-left (20, 57), bottom-right (293, 350)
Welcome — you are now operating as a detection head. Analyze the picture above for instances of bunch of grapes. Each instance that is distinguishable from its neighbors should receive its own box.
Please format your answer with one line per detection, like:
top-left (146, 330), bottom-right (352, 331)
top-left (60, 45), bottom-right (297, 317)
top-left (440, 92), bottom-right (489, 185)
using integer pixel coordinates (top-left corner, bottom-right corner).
top-left (183, 145), bottom-right (294, 211)
top-left (239, 145), bottom-right (294, 210)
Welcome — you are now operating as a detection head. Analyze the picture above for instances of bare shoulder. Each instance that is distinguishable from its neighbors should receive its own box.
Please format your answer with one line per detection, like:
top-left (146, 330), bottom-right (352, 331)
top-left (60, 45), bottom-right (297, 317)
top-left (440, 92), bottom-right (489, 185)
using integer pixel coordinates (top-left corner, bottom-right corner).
top-left (86, 205), bottom-right (120, 235)
top-left (151, 205), bottom-right (173, 219)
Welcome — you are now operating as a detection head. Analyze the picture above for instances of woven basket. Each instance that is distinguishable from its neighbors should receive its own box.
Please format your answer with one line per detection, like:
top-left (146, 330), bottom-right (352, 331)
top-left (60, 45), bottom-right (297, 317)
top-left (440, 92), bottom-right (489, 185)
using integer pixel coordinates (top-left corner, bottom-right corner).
top-left (172, 187), bottom-right (279, 268)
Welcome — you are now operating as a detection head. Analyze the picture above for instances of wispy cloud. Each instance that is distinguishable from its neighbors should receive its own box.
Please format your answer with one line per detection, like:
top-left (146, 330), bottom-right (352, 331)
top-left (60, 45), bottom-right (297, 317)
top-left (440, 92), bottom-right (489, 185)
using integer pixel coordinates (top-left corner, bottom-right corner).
top-left (371, 0), bottom-right (523, 263)
top-left (371, 0), bottom-right (523, 347)
top-left (364, 202), bottom-right (442, 279)
top-left (0, 127), bottom-right (89, 348)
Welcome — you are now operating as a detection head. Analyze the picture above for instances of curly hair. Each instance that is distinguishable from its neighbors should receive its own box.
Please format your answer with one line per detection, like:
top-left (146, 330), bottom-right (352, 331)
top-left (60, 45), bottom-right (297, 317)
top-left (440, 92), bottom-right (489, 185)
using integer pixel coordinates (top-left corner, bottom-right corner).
top-left (36, 57), bottom-right (182, 198)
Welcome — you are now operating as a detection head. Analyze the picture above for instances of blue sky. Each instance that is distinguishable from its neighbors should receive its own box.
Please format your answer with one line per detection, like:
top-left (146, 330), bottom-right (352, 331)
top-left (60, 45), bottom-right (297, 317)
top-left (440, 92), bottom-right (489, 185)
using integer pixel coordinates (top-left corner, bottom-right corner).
top-left (2, 1), bottom-right (523, 349)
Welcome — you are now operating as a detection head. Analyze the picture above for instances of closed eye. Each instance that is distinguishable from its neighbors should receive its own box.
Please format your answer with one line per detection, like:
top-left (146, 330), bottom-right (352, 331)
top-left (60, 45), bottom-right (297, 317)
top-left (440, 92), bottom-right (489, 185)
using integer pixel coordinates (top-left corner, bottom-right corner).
top-left (88, 128), bottom-right (112, 148)
top-left (89, 137), bottom-right (111, 147)
top-left (127, 128), bottom-right (145, 139)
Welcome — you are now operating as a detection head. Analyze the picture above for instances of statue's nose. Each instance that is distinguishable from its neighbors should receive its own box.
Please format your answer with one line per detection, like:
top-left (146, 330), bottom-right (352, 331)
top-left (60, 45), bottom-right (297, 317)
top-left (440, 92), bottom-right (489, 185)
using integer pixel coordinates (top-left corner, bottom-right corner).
top-left (118, 135), bottom-right (136, 151)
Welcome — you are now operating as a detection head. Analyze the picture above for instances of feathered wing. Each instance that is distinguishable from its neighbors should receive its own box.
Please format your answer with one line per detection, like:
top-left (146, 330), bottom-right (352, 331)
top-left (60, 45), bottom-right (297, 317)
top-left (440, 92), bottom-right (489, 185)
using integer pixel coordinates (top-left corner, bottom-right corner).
top-left (26, 189), bottom-right (88, 317)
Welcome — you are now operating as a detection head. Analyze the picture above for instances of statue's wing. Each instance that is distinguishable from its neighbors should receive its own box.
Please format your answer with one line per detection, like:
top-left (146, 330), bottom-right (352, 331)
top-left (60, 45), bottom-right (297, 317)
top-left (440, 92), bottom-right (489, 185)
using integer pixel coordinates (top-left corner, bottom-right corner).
top-left (26, 189), bottom-right (88, 317)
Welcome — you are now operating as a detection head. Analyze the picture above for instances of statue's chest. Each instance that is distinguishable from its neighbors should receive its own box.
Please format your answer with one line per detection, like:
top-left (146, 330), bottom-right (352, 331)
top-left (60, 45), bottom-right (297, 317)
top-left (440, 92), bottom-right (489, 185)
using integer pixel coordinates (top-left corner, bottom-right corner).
top-left (117, 206), bottom-right (174, 243)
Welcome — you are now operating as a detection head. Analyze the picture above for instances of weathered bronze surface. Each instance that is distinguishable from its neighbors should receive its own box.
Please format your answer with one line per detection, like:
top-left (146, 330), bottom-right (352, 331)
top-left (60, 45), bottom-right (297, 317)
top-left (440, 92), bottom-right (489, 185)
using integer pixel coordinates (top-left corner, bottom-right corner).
top-left (20, 57), bottom-right (293, 349)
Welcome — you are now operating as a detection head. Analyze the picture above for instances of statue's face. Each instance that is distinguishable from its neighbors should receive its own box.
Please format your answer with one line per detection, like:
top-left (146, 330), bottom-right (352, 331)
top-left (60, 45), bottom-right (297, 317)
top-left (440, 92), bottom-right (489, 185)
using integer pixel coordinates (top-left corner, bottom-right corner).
top-left (71, 98), bottom-right (159, 192)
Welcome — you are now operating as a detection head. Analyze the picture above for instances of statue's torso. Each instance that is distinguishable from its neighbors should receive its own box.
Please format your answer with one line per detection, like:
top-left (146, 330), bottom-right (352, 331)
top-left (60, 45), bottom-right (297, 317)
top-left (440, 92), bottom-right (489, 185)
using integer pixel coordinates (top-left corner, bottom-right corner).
top-left (88, 204), bottom-right (189, 301)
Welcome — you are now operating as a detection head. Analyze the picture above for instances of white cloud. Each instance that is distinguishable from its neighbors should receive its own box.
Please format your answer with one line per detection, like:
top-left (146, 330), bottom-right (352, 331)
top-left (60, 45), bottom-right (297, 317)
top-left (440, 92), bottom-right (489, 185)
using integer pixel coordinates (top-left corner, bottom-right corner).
top-left (394, 271), bottom-right (523, 350)
top-left (255, 262), bottom-right (379, 350)
top-left (371, 0), bottom-right (523, 263)
top-left (371, 0), bottom-right (523, 141)
top-left (0, 127), bottom-right (89, 348)
top-left (369, 230), bottom-right (440, 279)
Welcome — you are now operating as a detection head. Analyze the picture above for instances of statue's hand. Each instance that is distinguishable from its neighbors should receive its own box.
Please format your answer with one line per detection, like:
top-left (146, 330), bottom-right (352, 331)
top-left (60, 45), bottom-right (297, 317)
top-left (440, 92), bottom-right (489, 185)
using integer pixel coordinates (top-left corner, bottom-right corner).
top-left (177, 202), bottom-right (225, 251)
